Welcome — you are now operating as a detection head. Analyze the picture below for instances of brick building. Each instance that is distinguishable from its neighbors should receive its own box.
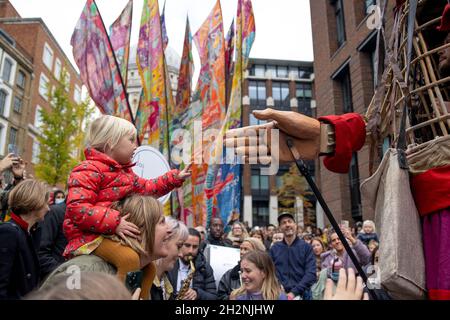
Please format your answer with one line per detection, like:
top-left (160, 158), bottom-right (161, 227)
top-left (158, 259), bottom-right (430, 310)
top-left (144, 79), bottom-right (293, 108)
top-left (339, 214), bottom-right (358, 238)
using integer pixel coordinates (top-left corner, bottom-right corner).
top-left (242, 58), bottom-right (315, 228)
top-left (309, 0), bottom-right (396, 224)
top-left (0, 0), bottom-right (82, 177)
top-left (0, 27), bottom-right (33, 174)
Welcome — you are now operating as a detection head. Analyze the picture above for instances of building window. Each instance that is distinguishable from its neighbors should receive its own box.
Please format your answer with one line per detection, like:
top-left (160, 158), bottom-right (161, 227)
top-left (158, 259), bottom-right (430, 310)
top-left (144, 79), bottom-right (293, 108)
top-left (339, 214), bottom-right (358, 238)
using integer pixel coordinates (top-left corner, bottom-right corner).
top-left (273, 82), bottom-right (290, 110)
top-left (64, 71), bottom-right (71, 92)
top-left (266, 65), bottom-right (276, 78)
top-left (74, 85), bottom-right (82, 104)
top-left (32, 140), bottom-right (40, 164)
top-left (0, 90), bottom-right (7, 116)
top-left (249, 80), bottom-right (266, 108)
top-left (1, 58), bottom-right (13, 83)
top-left (34, 106), bottom-right (43, 130)
top-left (39, 73), bottom-right (49, 100)
top-left (54, 58), bottom-right (62, 80)
top-left (358, 31), bottom-right (380, 91)
top-left (276, 66), bottom-right (288, 78)
top-left (13, 96), bottom-right (22, 113)
top-left (43, 43), bottom-right (54, 70)
top-left (296, 83), bottom-right (313, 116)
top-left (349, 153), bottom-right (362, 220)
top-left (251, 168), bottom-right (270, 196)
top-left (333, 63), bottom-right (353, 113)
top-left (250, 64), bottom-right (265, 77)
top-left (8, 127), bottom-right (17, 148)
top-left (252, 200), bottom-right (269, 227)
top-left (332, 0), bottom-right (346, 48)
top-left (16, 70), bottom-right (26, 88)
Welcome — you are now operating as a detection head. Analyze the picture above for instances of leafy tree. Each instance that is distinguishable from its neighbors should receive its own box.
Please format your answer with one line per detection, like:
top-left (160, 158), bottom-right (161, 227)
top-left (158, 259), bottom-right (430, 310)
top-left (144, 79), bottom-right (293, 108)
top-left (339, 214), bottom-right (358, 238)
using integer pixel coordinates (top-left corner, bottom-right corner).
top-left (35, 71), bottom-right (94, 187)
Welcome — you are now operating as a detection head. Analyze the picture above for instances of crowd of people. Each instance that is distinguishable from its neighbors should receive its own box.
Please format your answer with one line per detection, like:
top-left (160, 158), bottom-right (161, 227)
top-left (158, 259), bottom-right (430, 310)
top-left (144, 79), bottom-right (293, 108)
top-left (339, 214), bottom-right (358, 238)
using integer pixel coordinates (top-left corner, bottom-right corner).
top-left (0, 113), bottom-right (377, 301)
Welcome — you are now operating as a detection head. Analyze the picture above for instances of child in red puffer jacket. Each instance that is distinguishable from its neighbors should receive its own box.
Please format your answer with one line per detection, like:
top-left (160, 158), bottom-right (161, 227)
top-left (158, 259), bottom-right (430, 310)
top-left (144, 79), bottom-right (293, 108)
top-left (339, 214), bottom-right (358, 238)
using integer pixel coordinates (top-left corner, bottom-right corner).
top-left (63, 115), bottom-right (191, 288)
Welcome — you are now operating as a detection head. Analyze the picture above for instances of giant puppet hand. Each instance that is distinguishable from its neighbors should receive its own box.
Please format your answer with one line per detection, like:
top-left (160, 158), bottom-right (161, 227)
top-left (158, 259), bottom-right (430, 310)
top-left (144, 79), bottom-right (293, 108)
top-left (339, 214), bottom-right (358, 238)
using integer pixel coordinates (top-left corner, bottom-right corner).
top-left (224, 108), bottom-right (321, 164)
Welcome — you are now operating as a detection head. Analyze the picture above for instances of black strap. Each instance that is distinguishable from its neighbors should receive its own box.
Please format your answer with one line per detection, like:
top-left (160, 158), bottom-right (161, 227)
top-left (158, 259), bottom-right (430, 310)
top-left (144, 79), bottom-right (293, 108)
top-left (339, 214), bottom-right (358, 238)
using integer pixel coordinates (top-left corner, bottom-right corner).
top-left (286, 138), bottom-right (378, 300)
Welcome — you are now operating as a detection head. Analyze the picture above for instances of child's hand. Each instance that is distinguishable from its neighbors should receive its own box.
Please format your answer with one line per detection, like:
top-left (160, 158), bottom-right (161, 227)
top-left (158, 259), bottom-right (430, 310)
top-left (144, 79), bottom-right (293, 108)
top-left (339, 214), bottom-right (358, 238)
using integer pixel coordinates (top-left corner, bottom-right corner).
top-left (178, 163), bottom-right (192, 180)
top-left (116, 214), bottom-right (141, 241)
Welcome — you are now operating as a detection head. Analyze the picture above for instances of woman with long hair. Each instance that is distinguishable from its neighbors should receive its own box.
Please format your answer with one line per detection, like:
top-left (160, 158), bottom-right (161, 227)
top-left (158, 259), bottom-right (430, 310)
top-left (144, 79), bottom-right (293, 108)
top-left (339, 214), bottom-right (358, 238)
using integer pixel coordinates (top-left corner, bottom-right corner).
top-left (230, 251), bottom-right (287, 300)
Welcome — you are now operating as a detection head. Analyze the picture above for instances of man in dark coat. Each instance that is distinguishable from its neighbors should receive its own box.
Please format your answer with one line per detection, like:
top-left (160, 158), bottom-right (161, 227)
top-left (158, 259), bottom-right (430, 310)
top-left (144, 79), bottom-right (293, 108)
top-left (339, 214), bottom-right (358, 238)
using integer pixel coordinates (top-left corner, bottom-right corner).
top-left (167, 228), bottom-right (217, 300)
top-left (269, 212), bottom-right (317, 300)
top-left (38, 202), bottom-right (68, 280)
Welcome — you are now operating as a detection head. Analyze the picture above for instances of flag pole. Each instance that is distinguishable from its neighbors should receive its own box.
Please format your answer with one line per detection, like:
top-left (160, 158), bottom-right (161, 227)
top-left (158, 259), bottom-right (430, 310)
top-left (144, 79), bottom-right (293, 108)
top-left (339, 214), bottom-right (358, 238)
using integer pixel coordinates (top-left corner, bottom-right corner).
top-left (159, 2), bottom-right (174, 216)
top-left (92, 0), bottom-right (140, 146)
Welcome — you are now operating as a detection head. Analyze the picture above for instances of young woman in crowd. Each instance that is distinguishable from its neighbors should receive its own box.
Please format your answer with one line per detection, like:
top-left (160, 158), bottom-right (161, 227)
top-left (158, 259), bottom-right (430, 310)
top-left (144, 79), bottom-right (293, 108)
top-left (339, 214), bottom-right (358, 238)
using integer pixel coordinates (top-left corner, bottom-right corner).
top-left (230, 250), bottom-right (287, 300)
top-left (218, 237), bottom-right (266, 300)
top-left (0, 180), bottom-right (49, 299)
top-left (227, 222), bottom-right (249, 247)
top-left (63, 115), bottom-right (191, 291)
top-left (151, 217), bottom-right (189, 300)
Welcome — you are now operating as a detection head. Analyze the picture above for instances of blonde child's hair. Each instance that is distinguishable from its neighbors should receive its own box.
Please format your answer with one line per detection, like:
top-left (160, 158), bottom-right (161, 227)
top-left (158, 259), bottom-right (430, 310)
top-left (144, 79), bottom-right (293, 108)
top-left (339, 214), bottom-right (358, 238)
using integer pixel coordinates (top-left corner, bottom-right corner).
top-left (110, 195), bottom-right (163, 256)
top-left (8, 180), bottom-right (50, 215)
top-left (86, 115), bottom-right (137, 152)
top-left (231, 251), bottom-right (284, 300)
top-left (363, 220), bottom-right (376, 234)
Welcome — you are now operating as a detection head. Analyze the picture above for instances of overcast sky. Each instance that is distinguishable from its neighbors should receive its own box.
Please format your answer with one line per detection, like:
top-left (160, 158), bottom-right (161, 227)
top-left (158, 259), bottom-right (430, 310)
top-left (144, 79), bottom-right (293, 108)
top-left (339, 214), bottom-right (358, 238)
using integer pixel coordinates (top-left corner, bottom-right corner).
top-left (9, 0), bottom-right (314, 74)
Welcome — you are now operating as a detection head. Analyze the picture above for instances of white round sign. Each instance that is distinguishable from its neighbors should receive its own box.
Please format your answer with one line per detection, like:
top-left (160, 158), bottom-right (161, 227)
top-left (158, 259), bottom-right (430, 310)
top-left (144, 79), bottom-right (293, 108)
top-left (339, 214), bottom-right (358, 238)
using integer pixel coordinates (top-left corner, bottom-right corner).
top-left (132, 146), bottom-right (172, 204)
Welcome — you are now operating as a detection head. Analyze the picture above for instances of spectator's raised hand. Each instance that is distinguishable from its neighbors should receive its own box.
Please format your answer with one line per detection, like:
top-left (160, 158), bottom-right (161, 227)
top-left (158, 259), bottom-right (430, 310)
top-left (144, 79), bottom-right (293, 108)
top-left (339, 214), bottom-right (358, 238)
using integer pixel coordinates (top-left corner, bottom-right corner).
top-left (11, 157), bottom-right (26, 180)
top-left (324, 268), bottom-right (369, 300)
top-left (0, 153), bottom-right (20, 174)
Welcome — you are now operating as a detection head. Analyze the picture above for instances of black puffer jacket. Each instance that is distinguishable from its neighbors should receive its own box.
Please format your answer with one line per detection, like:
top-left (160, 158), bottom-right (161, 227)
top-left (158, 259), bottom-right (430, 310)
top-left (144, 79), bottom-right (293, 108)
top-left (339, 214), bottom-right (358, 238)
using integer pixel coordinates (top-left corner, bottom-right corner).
top-left (217, 263), bottom-right (241, 300)
top-left (38, 203), bottom-right (67, 280)
top-left (167, 251), bottom-right (217, 300)
top-left (0, 216), bottom-right (41, 299)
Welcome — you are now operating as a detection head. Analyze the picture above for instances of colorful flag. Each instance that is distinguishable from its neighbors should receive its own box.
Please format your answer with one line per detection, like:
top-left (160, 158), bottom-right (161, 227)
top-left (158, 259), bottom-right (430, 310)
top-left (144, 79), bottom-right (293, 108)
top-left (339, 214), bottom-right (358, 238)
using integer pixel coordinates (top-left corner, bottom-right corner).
top-left (160, 0), bottom-right (169, 50)
top-left (206, 0), bottom-right (256, 227)
top-left (109, 0), bottom-right (133, 87)
top-left (175, 17), bottom-right (194, 115)
top-left (71, 0), bottom-right (132, 122)
top-left (225, 18), bottom-right (235, 104)
top-left (135, 0), bottom-right (166, 147)
top-left (191, 0), bottom-right (226, 227)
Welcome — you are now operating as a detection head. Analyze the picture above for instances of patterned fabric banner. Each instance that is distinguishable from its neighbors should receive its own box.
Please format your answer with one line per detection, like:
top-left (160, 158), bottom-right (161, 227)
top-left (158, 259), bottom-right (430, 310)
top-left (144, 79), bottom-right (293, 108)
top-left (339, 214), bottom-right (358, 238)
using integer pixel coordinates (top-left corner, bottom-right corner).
top-left (109, 0), bottom-right (133, 87)
top-left (135, 0), bottom-right (166, 147)
top-left (71, 0), bottom-right (132, 122)
top-left (225, 18), bottom-right (235, 106)
top-left (161, 0), bottom-right (169, 50)
top-left (192, 0), bottom-right (226, 227)
top-left (206, 0), bottom-right (256, 228)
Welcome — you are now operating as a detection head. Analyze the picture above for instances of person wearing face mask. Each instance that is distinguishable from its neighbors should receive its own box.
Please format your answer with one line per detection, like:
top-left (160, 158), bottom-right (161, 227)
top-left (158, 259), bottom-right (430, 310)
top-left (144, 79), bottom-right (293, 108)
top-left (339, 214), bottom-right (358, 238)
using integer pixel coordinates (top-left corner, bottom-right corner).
top-left (217, 237), bottom-right (266, 300)
top-left (52, 190), bottom-right (66, 205)
top-left (230, 250), bottom-right (287, 300)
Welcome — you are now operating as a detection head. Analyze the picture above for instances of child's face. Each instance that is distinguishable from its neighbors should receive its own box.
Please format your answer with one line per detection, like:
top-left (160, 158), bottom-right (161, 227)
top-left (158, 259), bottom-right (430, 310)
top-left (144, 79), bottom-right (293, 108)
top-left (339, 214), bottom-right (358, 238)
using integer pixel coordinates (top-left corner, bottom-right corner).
top-left (110, 134), bottom-right (137, 164)
top-left (363, 225), bottom-right (373, 234)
